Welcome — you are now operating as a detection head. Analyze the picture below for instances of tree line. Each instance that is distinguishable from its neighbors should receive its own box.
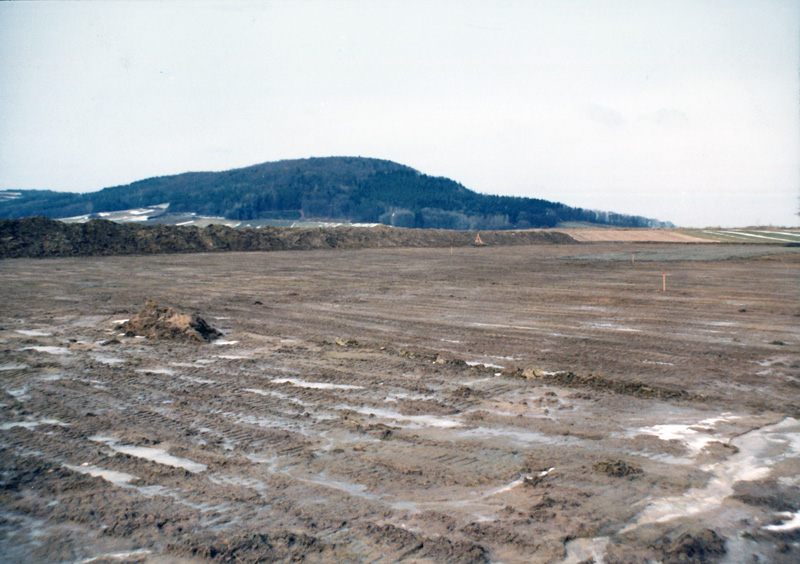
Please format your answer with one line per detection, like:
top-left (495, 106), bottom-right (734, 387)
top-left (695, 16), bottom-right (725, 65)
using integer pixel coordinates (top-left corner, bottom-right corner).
top-left (0, 157), bottom-right (672, 229)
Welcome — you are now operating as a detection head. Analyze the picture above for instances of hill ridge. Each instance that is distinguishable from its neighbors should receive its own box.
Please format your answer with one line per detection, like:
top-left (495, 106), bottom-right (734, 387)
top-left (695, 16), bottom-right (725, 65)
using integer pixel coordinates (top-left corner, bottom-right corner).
top-left (0, 156), bottom-right (672, 229)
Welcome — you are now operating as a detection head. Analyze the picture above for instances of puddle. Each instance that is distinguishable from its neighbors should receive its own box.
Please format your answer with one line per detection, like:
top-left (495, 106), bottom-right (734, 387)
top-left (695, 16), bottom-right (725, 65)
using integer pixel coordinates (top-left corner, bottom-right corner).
top-left (459, 426), bottom-right (578, 447)
top-left (91, 354), bottom-right (125, 365)
top-left (0, 363), bottom-right (29, 371)
top-left (90, 436), bottom-right (207, 473)
top-left (179, 375), bottom-right (217, 385)
top-left (634, 415), bottom-right (739, 460)
top-left (72, 549), bottom-right (153, 564)
top-left (6, 386), bottom-right (30, 401)
top-left (465, 361), bottom-right (505, 369)
top-left (273, 378), bottom-right (363, 391)
top-left (243, 388), bottom-right (312, 407)
top-left (292, 472), bottom-right (382, 501)
top-left (354, 407), bottom-right (462, 428)
top-left (16, 329), bottom-right (52, 337)
top-left (212, 340), bottom-right (239, 346)
top-left (471, 322), bottom-right (539, 331)
top-left (24, 346), bottom-right (72, 355)
top-left (38, 373), bottom-right (65, 381)
top-left (63, 464), bottom-right (139, 485)
top-left (0, 418), bottom-right (69, 430)
top-left (216, 354), bottom-right (250, 360)
top-left (135, 368), bottom-right (175, 376)
top-left (484, 477), bottom-right (525, 496)
top-left (560, 537), bottom-right (610, 564)
top-left (220, 410), bottom-right (321, 437)
top-left (586, 322), bottom-right (640, 332)
top-left (624, 417), bottom-right (800, 531)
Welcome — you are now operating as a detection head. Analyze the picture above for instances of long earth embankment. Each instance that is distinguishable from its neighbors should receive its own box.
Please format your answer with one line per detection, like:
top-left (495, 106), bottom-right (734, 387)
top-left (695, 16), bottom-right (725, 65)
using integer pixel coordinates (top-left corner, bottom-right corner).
top-left (0, 217), bottom-right (576, 259)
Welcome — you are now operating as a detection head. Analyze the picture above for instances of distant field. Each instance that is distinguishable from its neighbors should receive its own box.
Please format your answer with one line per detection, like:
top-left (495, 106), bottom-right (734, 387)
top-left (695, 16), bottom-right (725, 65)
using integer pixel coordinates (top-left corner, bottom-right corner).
top-left (685, 228), bottom-right (800, 243)
top-left (560, 227), bottom-right (800, 243)
top-left (558, 228), bottom-right (710, 243)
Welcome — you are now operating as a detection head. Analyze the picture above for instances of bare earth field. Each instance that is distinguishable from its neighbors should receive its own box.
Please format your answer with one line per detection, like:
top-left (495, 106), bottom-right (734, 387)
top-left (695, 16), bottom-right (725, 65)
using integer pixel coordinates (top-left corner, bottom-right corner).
top-left (1, 243), bottom-right (799, 564)
top-left (556, 230), bottom-right (710, 243)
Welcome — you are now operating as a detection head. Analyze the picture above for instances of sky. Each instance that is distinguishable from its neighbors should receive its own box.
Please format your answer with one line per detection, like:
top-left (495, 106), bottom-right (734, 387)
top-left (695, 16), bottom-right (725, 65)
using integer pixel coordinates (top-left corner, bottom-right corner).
top-left (1, 0), bottom-right (798, 227)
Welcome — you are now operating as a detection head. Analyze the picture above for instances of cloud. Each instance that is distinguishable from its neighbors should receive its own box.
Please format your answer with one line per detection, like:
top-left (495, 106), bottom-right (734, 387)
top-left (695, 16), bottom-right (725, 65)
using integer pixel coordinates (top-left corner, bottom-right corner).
top-left (648, 108), bottom-right (690, 127)
top-left (586, 104), bottom-right (626, 128)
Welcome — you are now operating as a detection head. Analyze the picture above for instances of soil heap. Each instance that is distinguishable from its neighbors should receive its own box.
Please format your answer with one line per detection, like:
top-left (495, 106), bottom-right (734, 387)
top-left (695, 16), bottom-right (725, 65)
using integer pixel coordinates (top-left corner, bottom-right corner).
top-left (0, 217), bottom-right (576, 259)
top-left (119, 300), bottom-right (222, 343)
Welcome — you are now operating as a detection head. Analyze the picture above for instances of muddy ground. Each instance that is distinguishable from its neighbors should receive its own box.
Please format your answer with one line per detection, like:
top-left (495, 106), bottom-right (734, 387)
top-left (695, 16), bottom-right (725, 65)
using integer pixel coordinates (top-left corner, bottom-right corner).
top-left (1, 243), bottom-right (799, 563)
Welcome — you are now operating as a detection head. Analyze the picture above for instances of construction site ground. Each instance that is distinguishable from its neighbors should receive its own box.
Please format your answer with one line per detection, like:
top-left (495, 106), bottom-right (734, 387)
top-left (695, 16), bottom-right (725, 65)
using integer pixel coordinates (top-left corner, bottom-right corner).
top-left (1, 242), bottom-right (799, 563)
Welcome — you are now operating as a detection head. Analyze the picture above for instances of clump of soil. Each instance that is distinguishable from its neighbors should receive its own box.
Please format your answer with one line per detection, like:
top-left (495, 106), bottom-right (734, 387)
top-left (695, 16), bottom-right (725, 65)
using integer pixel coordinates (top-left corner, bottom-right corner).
top-left (360, 523), bottom-right (489, 564)
top-left (0, 216), bottom-right (577, 259)
top-left (659, 529), bottom-right (727, 563)
top-left (504, 368), bottom-right (697, 401)
top-left (166, 531), bottom-right (330, 564)
top-left (593, 459), bottom-right (643, 477)
top-left (119, 300), bottom-right (222, 343)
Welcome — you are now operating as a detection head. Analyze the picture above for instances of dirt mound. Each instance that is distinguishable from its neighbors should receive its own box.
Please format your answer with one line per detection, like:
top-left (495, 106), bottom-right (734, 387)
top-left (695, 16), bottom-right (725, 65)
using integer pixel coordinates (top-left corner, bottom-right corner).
top-left (119, 300), bottom-right (222, 343)
top-left (505, 368), bottom-right (699, 401)
top-left (0, 217), bottom-right (576, 259)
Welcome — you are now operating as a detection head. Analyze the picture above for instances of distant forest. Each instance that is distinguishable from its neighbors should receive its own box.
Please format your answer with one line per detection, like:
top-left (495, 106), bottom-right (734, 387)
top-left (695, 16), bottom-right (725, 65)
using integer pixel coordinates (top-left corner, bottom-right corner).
top-left (0, 157), bottom-right (672, 229)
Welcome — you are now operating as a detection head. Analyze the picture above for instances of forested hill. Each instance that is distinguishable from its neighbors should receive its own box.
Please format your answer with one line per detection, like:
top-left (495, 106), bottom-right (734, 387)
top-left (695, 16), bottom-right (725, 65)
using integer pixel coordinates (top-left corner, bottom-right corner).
top-left (0, 157), bottom-right (672, 229)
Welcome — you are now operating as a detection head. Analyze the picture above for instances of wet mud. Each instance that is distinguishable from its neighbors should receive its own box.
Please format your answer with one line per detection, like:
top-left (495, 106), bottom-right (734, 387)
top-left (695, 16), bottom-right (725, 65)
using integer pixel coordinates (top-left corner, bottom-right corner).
top-left (1, 244), bottom-right (798, 563)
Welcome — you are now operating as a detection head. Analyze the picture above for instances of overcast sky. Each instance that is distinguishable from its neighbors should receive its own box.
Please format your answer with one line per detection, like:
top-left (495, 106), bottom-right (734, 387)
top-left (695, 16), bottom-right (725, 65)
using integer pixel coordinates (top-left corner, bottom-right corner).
top-left (1, 1), bottom-right (798, 227)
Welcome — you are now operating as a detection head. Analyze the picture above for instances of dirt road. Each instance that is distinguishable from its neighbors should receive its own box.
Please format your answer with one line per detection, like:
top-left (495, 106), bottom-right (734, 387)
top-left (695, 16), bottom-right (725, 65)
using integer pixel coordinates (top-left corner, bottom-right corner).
top-left (1, 244), bottom-right (798, 563)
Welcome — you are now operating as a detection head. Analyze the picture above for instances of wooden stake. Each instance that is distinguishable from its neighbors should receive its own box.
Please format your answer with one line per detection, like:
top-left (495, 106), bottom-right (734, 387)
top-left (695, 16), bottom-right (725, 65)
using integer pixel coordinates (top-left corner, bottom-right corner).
top-left (632, 252), bottom-right (635, 264)
top-left (662, 271), bottom-right (666, 292)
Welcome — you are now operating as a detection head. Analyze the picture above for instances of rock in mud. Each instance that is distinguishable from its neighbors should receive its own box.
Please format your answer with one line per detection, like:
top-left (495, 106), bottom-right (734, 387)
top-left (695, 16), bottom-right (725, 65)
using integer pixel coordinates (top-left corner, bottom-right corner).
top-left (119, 300), bottom-right (222, 343)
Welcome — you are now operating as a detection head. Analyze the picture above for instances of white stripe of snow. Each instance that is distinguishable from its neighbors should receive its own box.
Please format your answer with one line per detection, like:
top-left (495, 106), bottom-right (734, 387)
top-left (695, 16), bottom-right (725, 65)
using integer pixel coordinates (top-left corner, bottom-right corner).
top-left (717, 231), bottom-right (794, 241)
